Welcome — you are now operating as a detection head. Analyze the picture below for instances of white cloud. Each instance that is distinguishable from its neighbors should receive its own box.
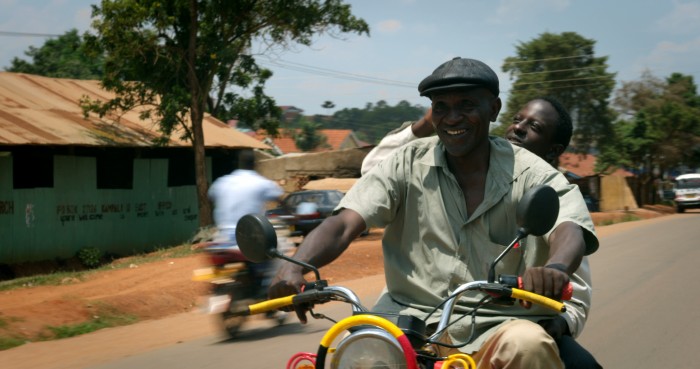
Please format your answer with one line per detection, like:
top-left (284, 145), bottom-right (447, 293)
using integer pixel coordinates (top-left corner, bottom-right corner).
top-left (655, 1), bottom-right (700, 35)
top-left (489, 0), bottom-right (570, 24)
top-left (376, 19), bottom-right (402, 33)
top-left (632, 37), bottom-right (700, 78)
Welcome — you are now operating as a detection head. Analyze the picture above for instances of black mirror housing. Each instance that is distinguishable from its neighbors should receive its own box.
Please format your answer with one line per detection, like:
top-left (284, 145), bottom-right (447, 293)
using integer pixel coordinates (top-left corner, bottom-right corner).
top-left (236, 214), bottom-right (278, 263)
top-left (516, 185), bottom-right (559, 237)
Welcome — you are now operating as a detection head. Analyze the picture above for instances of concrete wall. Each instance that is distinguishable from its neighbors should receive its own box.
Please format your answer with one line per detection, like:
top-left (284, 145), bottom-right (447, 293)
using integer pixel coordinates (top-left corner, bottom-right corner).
top-left (0, 152), bottom-right (211, 264)
top-left (256, 147), bottom-right (371, 192)
top-left (599, 175), bottom-right (639, 211)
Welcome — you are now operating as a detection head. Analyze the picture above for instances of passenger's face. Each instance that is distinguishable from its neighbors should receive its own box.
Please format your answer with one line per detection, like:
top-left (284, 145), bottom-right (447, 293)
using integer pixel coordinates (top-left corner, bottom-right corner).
top-left (430, 88), bottom-right (500, 158)
top-left (505, 99), bottom-right (561, 161)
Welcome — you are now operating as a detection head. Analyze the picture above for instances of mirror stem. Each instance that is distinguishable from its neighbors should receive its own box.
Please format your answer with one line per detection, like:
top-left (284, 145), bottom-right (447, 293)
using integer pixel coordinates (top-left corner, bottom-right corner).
top-left (270, 249), bottom-right (322, 281)
top-left (487, 228), bottom-right (527, 283)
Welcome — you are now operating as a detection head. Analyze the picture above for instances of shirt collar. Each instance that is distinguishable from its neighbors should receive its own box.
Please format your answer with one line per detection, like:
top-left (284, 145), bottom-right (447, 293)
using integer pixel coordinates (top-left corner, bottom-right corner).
top-left (416, 136), bottom-right (527, 183)
top-left (416, 136), bottom-right (531, 220)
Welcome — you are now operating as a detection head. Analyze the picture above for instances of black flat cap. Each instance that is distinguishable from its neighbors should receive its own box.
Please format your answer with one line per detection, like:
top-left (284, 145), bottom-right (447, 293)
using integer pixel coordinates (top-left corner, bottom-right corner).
top-left (418, 57), bottom-right (499, 97)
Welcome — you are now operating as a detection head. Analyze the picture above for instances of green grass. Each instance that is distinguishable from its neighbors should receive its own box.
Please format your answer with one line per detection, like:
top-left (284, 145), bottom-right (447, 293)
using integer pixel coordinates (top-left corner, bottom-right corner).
top-left (47, 309), bottom-right (138, 339)
top-left (0, 243), bottom-right (199, 292)
top-left (0, 316), bottom-right (28, 350)
top-left (0, 336), bottom-right (27, 351)
top-left (0, 304), bottom-right (139, 351)
top-left (599, 213), bottom-right (641, 226)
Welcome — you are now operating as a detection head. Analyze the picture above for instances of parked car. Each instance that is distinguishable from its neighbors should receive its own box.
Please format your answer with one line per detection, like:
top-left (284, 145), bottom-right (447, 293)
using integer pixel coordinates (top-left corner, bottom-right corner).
top-left (672, 173), bottom-right (700, 213)
top-left (266, 190), bottom-right (345, 237)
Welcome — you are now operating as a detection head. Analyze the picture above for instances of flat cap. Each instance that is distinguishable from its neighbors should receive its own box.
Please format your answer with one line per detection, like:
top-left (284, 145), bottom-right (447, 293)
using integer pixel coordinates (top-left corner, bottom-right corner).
top-left (418, 57), bottom-right (499, 97)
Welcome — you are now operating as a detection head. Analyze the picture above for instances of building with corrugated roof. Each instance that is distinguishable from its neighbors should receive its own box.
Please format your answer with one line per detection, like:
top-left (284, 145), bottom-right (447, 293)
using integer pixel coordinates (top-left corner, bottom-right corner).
top-left (0, 72), bottom-right (268, 266)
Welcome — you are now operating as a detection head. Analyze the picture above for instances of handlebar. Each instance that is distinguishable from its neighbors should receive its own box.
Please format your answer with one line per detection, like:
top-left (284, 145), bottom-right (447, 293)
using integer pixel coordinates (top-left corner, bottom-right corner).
top-left (510, 288), bottom-right (566, 312)
top-left (229, 286), bottom-right (366, 317)
top-left (234, 278), bottom-right (570, 326)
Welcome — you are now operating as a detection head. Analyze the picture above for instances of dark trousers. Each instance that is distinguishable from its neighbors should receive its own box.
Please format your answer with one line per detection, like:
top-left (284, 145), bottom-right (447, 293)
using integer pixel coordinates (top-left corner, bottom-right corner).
top-left (558, 335), bottom-right (603, 369)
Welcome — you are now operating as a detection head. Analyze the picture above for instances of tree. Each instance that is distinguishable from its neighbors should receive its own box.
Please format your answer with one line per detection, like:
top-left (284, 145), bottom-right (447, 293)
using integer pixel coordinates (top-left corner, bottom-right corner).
top-left (329, 99), bottom-right (426, 143)
top-left (496, 32), bottom-right (616, 152)
top-left (322, 100), bottom-right (336, 115)
top-left (598, 71), bottom-right (700, 204)
top-left (6, 29), bottom-right (103, 79)
top-left (294, 118), bottom-right (329, 152)
top-left (81, 0), bottom-right (369, 227)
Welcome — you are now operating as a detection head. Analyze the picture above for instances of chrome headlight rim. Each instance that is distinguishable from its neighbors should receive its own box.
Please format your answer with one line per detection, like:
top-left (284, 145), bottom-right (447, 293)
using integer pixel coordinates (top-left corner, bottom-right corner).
top-left (330, 327), bottom-right (406, 369)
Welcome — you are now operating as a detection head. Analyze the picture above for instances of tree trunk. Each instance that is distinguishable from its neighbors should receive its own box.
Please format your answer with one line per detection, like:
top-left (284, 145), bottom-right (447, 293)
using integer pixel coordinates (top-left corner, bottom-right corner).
top-left (188, 0), bottom-right (213, 227)
top-left (192, 111), bottom-right (213, 227)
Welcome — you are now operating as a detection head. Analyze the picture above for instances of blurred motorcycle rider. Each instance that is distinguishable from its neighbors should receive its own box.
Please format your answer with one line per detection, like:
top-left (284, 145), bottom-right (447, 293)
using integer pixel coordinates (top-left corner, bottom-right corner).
top-left (208, 149), bottom-right (284, 295)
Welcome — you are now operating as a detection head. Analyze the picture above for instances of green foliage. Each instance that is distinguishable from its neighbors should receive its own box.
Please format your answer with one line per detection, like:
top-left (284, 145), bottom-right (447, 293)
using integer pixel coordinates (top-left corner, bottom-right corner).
top-left (76, 247), bottom-right (103, 268)
top-left (598, 71), bottom-right (700, 174)
top-left (598, 213), bottom-right (641, 227)
top-left (47, 306), bottom-right (138, 339)
top-left (294, 118), bottom-right (329, 151)
top-left (0, 336), bottom-right (26, 351)
top-left (327, 100), bottom-right (427, 144)
top-left (5, 29), bottom-right (104, 79)
top-left (82, 0), bottom-right (368, 227)
top-left (498, 32), bottom-right (616, 151)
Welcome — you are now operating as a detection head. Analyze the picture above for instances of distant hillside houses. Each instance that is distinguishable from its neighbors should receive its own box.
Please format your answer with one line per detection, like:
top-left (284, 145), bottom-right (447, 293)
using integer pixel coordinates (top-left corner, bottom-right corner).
top-left (251, 128), bottom-right (369, 156)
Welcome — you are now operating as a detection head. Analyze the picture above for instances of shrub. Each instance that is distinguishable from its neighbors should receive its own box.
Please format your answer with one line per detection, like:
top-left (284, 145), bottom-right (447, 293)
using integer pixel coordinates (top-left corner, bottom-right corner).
top-left (76, 247), bottom-right (103, 268)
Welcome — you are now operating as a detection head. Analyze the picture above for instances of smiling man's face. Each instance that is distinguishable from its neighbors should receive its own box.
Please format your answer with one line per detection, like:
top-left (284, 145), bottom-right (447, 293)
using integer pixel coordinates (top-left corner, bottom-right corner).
top-left (430, 88), bottom-right (500, 158)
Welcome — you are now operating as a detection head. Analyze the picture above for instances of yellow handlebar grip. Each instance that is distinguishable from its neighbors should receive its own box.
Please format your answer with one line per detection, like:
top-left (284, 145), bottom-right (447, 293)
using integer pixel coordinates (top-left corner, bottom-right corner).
top-left (248, 295), bottom-right (295, 315)
top-left (510, 288), bottom-right (566, 313)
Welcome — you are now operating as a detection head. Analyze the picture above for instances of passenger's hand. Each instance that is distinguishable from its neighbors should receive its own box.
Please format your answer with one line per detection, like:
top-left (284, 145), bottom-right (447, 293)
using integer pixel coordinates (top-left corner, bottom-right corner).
top-left (268, 264), bottom-right (309, 323)
top-left (521, 264), bottom-right (570, 307)
top-left (538, 316), bottom-right (570, 341)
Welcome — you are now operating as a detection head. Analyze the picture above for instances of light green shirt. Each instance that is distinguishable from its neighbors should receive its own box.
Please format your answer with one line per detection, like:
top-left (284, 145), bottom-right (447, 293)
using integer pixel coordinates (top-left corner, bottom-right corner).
top-left (339, 135), bottom-right (598, 351)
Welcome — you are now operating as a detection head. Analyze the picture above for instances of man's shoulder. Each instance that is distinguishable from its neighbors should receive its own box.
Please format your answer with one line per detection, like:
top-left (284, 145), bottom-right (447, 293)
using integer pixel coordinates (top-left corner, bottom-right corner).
top-left (400, 136), bottom-right (439, 155)
top-left (388, 136), bottom-right (440, 167)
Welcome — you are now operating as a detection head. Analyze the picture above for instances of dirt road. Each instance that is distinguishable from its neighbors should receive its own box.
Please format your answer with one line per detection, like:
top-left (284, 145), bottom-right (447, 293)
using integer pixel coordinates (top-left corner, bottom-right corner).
top-left (0, 230), bottom-right (387, 341)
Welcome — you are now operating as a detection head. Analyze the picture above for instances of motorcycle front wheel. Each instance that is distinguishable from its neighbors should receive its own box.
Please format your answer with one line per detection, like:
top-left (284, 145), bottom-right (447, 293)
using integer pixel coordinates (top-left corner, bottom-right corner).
top-left (220, 297), bottom-right (252, 339)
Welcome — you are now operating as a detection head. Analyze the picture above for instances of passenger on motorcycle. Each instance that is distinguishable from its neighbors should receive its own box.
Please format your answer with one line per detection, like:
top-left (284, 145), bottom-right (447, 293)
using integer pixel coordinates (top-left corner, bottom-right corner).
top-left (361, 97), bottom-right (601, 368)
top-left (270, 57), bottom-right (599, 369)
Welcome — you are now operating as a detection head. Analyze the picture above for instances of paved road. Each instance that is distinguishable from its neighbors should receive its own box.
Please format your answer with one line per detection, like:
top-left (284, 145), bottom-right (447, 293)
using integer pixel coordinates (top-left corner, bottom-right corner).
top-left (90, 274), bottom-right (386, 369)
top-left (3, 212), bottom-right (699, 369)
top-left (577, 212), bottom-right (700, 368)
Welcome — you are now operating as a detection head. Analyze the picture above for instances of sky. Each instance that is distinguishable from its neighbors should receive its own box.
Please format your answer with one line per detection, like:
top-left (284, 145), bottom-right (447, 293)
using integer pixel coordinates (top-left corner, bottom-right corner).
top-left (1, 0), bottom-right (699, 116)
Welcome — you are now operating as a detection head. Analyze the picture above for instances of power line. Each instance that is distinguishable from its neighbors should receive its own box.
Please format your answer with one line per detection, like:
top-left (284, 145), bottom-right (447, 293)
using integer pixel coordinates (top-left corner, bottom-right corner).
top-left (506, 54), bottom-right (596, 64)
top-left (263, 57), bottom-right (416, 87)
top-left (504, 82), bottom-right (606, 94)
top-left (0, 30), bottom-right (62, 38)
top-left (517, 66), bottom-right (602, 76)
top-left (258, 57), bottom-right (416, 89)
top-left (260, 56), bottom-right (617, 93)
top-left (512, 75), bottom-right (612, 87)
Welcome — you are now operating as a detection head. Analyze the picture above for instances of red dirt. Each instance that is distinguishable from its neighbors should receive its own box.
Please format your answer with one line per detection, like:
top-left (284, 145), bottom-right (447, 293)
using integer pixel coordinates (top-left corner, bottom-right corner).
top-left (0, 206), bottom-right (673, 345)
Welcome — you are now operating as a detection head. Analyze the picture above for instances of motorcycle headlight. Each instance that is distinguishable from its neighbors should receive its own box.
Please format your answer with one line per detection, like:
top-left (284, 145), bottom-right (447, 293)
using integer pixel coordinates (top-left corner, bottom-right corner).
top-left (331, 328), bottom-right (407, 369)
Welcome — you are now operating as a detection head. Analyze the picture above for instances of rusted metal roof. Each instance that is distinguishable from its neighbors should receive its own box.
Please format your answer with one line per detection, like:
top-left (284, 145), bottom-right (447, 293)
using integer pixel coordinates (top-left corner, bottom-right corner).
top-left (0, 72), bottom-right (269, 149)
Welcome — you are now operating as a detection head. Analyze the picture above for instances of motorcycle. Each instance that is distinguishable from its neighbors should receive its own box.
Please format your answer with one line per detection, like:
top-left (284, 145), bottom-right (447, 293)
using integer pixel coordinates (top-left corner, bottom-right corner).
top-left (192, 216), bottom-right (294, 338)
top-left (233, 185), bottom-right (571, 368)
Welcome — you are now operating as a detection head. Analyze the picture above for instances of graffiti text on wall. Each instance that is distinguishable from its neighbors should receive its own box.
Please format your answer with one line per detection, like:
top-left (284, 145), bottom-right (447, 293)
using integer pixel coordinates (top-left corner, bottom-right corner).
top-left (55, 202), bottom-right (197, 225)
